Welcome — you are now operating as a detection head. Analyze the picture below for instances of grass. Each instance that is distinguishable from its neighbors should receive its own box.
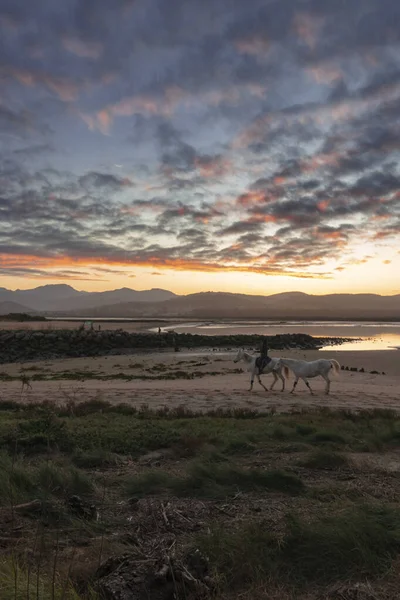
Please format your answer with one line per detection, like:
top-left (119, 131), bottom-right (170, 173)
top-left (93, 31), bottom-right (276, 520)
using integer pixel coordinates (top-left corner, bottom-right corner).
top-left (1, 402), bottom-right (400, 458)
top-left (199, 504), bottom-right (400, 590)
top-left (71, 448), bottom-right (120, 468)
top-left (126, 460), bottom-right (305, 499)
top-left (0, 369), bottom-right (228, 382)
top-left (0, 402), bottom-right (400, 599)
top-left (0, 556), bottom-right (86, 600)
top-left (0, 452), bottom-right (36, 506)
top-left (299, 449), bottom-right (350, 470)
top-left (0, 453), bottom-right (94, 507)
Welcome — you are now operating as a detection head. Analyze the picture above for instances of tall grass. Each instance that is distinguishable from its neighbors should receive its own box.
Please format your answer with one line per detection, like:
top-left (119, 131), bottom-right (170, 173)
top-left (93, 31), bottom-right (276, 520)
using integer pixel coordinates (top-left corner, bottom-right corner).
top-left (0, 556), bottom-right (85, 600)
top-left (0, 453), bottom-right (94, 508)
top-left (199, 504), bottom-right (400, 590)
top-left (126, 461), bottom-right (305, 499)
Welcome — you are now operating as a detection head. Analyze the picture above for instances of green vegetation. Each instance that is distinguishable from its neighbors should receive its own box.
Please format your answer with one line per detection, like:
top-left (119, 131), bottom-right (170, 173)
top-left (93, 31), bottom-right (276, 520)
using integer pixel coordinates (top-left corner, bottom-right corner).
top-left (0, 452), bottom-right (94, 507)
top-left (0, 368), bottom-right (242, 382)
top-left (126, 462), bottom-right (304, 499)
top-left (1, 401), bottom-right (400, 456)
top-left (0, 556), bottom-right (81, 600)
top-left (199, 505), bottom-right (400, 590)
top-left (299, 449), bottom-right (350, 470)
top-left (0, 401), bottom-right (399, 599)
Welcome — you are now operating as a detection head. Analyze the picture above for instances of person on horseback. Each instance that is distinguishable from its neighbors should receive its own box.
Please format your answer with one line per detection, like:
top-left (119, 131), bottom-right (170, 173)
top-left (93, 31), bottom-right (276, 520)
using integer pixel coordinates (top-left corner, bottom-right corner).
top-left (255, 338), bottom-right (271, 372)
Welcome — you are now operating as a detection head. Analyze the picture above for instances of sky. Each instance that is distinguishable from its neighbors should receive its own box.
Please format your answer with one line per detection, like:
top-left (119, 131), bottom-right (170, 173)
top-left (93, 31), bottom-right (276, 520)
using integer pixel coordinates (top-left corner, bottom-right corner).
top-left (0, 0), bottom-right (400, 296)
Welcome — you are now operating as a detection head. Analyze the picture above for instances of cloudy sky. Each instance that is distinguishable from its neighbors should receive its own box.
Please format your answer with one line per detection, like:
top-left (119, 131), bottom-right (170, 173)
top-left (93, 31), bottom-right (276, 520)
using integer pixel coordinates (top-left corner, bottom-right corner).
top-left (1, 0), bottom-right (400, 295)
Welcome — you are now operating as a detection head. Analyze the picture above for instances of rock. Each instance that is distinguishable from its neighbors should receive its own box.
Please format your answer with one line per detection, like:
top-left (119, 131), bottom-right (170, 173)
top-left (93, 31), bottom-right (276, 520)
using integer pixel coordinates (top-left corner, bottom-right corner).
top-left (0, 329), bottom-right (353, 364)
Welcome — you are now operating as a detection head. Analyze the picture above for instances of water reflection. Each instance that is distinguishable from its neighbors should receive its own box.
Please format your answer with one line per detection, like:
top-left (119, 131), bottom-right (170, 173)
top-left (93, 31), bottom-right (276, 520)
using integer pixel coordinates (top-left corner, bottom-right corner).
top-left (320, 333), bottom-right (400, 352)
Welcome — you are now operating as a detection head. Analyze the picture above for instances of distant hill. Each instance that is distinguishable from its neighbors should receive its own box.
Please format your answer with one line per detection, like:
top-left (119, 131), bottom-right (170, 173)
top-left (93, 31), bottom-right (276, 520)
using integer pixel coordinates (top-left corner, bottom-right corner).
top-left (0, 285), bottom-right (177, 312)
top-left (0, 301), bottom-right (36, 315)
top-left (0, 286), bottom-right (399, 320)
top-left (62, 291), bottom-right (400, 321)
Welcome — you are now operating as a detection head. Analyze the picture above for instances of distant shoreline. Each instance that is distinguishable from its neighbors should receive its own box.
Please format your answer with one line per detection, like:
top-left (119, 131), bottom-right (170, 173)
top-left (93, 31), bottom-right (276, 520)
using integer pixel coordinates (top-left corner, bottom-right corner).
top-left (45, 316), bottom-right (400, 323)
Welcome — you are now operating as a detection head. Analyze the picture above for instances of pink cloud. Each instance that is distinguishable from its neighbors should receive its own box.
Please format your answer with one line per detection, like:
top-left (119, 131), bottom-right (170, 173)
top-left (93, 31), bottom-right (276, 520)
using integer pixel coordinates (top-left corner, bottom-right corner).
top-left (10, 68), bottom-right (80, 101)
top-left (235, 35), bottom-right (270, 56)
top-left (63, 37), bottom-right (103, 59)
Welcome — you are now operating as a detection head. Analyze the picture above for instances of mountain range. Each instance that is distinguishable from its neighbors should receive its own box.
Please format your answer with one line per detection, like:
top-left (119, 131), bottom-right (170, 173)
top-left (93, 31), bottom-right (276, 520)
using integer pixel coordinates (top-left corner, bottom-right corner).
top-left (0, 285), bottom-right (176, 313)
top-left (0, 285), bottom-right (399, 320)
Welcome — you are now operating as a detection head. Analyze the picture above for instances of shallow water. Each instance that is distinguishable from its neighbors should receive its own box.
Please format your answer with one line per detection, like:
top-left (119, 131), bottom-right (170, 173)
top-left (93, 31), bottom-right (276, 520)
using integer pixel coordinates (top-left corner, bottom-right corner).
top-left (150, 320), bottom-right (400, 351)
top-left (320, 333), bottom-right (400, 352)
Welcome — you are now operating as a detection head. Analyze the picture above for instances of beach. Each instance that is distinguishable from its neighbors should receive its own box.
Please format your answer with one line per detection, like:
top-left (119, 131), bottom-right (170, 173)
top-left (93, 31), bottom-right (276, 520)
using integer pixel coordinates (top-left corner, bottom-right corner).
top-left (1, 344), bottom-right (399, 413)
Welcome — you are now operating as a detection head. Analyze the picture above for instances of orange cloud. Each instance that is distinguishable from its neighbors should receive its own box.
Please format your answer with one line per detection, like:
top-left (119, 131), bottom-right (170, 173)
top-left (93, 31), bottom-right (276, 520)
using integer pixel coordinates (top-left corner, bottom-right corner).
top-left (237, 191), bottom-right (266, 207)
top-left (373, 229), bottom-right (399, 241)
top-left (371, 214), bottom-right (390, 221)
top-left (0, 252), bottom-right (327, 279)
top-left (195, 156), bottom-right (232, 178)
top-left (317, 200), bottom-right (330, 212)
top-left (63, 37), bottom-right (103, 59)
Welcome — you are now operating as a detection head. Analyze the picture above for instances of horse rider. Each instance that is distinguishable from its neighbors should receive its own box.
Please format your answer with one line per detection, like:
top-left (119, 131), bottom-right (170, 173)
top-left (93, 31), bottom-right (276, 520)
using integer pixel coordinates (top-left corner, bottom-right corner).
top-left (255, 338), bottom-right (271, 372)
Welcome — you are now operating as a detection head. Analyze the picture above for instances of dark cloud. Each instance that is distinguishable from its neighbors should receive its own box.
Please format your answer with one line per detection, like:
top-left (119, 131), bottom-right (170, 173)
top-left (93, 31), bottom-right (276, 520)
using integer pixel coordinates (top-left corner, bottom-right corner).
top-left (0, 0), bottom-right (399, 282)
top-left (13, 144), bottom-right (54, 157)
top-left (0, 266), bottom-right (100, 280)
top-left (79, 172), bottom-right (134, 190)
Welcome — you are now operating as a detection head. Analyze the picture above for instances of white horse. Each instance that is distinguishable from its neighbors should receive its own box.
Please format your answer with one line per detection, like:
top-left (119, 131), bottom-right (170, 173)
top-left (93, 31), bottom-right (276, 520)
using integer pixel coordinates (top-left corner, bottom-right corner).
top-left (233, 348), bottom-right (286, 392)
top-left (277, 358), bottom-right (341, 395)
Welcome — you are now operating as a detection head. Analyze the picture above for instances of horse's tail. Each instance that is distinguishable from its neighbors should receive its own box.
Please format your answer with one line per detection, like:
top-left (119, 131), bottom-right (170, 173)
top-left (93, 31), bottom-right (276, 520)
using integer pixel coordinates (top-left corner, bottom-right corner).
top-left (330, 359), bottom-right (341, 375)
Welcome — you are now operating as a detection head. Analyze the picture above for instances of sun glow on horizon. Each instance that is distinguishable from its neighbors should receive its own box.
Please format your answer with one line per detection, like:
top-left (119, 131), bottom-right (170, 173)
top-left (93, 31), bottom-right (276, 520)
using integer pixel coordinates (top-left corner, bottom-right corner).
top-left (1, 254), bottom-right (399, 296)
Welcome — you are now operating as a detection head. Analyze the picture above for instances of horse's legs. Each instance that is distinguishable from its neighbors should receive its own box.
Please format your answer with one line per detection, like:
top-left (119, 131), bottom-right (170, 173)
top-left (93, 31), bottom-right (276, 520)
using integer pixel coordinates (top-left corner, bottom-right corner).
top-left (322, 374), bottom-right (330, 394)
top-left (270, 371), bottom-right (278, 390)
top-left (290, 378), bottom-right (299, 393)
top-left (257, 373), bottom-right (268, 392)
top-left (304, 378), bottom-right (314, 395)
top-left (279, 372), bottom-right (285, 392)
top-left (249, 369), bottom-right (255, 391)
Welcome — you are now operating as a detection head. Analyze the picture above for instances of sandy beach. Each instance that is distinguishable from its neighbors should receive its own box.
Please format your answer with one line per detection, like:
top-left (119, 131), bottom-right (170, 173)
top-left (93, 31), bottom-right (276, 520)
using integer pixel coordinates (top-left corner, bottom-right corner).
top-left (1, 345), bottom-right (399, 413)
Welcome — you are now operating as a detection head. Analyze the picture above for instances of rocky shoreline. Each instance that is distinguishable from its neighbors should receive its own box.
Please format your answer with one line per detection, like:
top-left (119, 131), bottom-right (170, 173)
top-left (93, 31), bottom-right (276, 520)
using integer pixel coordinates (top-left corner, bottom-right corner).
top-left (0, 329), bottom-right (355, 364)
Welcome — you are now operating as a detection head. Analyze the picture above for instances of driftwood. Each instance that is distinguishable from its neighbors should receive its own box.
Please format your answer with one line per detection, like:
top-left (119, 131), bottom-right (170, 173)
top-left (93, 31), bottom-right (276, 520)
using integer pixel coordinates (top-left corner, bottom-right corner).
top-left (0, 499), bottom-right (42, 515)
top-left (0, 499), bottom-right (42, 523)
